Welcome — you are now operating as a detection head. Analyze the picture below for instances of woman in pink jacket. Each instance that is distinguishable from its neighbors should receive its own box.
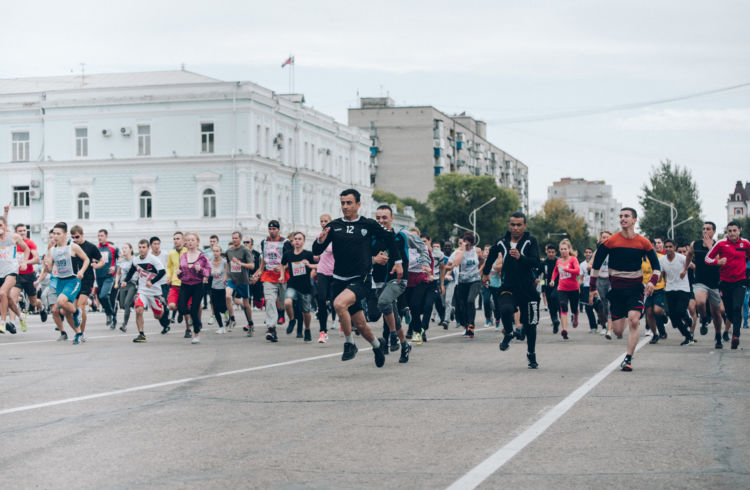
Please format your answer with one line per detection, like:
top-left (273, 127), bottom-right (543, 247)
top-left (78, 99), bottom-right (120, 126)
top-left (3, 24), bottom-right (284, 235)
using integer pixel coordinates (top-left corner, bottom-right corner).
top-left (551, 238), bottom-right (580, 340)
top-left (176, 232), bottom-right (211, 344)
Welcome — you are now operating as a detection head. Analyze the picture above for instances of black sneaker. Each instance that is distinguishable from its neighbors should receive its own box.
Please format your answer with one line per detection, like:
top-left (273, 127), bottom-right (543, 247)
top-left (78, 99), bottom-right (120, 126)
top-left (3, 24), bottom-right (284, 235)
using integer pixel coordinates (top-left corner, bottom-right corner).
top-left (161, 325), bottom-right (171, 335)
top-left (680, 338), bottom-right (692, 346)
top-left (133, 333), bottom-right (147, 343)
top-left (389, 332), bottom-right (399, 352)
top-left (731, 336), bottom-right (739, 349)
top-left (527, 353), bottom-right (538, 369)
top-left (286, 321), bottom-right (295, 335)
top-left (6, 322), bottom-right (17, 334)
top-left (57, 331), bottom-right (68, 341)
top-left (398, 342), bottom-right (412, 363)
top-left (304, 330), bottom-right (312, 343)
top-left (177, 313), bottom-right (183, 324)
top-left (441, 321), bottom-right (449, 330)
top-left (514, 327), bottom-right (525, 341)
top-left (40, 308), bottom-right (48, 323)
top-left (422, 330), bottom-right (427, 343)
top-left (699, 322), bottom-right (708, 336)
top-left (649, 335), bottom-right (659, 344)
top-left (499, 332), bottom-right (513, 351)
top-left (553, 322), bottom-right (559, 334)
top-left (342, 341), bottom-right (358, 361)
top-left (374, 338), bottom-right (386, 367)
top-left (184, 329), bottom-right (192, 339)
top-left (659, 332), bottom-right (667, 340)
top-left (266, 327), bottom-right (278, 343)
top-left (620, 356), bottom-right (632, 372)
top-left (715, 337), bottom-right (723, 349)
top-left (722, 331), bottom-right (730, 342)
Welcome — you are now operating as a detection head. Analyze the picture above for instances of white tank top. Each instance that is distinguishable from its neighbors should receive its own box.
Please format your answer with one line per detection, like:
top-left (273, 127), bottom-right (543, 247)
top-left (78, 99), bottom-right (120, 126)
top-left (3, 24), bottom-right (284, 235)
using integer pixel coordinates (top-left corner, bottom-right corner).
top-left (51, 240), bottom-right (75, 279)
top-left (0, 236), bottom-right (17, 277)
top-left (458, 247), bottom-right (481, 283)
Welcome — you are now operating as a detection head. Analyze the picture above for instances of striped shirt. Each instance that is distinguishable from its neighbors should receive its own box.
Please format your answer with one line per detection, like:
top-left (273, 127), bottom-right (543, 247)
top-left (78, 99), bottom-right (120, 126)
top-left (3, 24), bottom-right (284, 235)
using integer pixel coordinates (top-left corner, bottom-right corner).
top-left (590, 232), bottom-right (660, 289)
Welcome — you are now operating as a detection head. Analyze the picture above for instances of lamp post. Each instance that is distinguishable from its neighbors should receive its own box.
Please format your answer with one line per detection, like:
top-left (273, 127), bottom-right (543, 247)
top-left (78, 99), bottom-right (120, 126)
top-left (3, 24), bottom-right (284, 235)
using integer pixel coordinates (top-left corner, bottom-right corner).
top-left (469, 196), bottom-right (496, 241)
top-left (645, 196), bottom-right (695, 240)
top-left (453, 222), bottom-right (478, 246)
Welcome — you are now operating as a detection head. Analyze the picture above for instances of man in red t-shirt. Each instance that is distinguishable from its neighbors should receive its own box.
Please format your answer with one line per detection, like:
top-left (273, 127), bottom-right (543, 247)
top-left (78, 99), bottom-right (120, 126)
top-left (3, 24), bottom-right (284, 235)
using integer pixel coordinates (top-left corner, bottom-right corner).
top-left (10, 223), bottom-right (46, 329)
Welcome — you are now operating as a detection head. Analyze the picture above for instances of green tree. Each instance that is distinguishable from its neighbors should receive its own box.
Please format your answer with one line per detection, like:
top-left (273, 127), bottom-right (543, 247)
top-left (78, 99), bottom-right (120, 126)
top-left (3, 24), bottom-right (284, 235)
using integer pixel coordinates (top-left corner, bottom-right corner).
top-left (638, 160), bottom-right (702, 246)
top-left (732, 216), bottom-right (750, 239)
top-left (371, 189), bottom-right (433, 231)
top-left (527, 198), bottom-right (593, 254)
top-left (424, 174), bottom-right (520, 246)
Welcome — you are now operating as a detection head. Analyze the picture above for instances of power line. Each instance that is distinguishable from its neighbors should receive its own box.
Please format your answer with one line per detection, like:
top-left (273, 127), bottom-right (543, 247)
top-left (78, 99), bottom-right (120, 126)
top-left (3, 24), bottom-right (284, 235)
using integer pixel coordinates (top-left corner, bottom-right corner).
top-left (485, 81), bottom-right (750, 124)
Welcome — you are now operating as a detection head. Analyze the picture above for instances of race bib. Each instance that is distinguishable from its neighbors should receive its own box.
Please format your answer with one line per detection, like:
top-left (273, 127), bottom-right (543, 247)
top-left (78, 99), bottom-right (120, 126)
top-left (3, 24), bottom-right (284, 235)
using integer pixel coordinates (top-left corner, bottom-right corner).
top-left (0, 246), bottom-right (12, 260)
top-left (291, 261), bottom-right (306, 277)
top-left (230, 261), bottom-right (242, 273)
top-left (101, 251), bottom-right (109, 264)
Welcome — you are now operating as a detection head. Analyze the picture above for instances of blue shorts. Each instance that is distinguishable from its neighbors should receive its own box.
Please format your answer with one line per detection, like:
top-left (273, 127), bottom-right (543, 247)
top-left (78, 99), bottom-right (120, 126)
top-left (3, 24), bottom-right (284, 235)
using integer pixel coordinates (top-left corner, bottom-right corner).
top-left (226, 280), bottom-right (250, 299)
top-left (56, 277), bottom-right (81, 301)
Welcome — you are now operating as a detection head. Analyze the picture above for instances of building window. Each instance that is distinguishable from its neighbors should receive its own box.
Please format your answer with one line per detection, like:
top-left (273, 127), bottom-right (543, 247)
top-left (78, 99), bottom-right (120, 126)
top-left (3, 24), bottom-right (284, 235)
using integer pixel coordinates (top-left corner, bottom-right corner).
top-left (75, 128), bottom-right (88, 157)
top-left (13, 186), bottom-right (30, 207)
top-left (202, 188), bottom-right (216, 218)
top-left (139, 191), bottom-right (152, 218)
top-left (12, 132), bottom-right (30, 162)
top-left (77, 192), bottom-right (90, 220)
top-left (736, 208), bottom-right (744, 216)
top-left (201, 123), bottom-right (214, 153)
top-left (137, 125), bottom-right (151, 156)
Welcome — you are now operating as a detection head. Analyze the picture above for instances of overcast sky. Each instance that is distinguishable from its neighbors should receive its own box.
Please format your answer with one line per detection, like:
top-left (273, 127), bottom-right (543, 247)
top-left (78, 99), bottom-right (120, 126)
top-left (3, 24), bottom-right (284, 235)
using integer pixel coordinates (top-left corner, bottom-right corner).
top-left (4, 0), bottom-right (749, 230)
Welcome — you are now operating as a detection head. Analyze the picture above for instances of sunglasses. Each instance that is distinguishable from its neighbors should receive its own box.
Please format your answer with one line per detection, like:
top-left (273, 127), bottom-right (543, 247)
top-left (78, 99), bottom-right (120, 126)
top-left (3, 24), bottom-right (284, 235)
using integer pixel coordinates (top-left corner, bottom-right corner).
top-left (71, 235), bottom-right (81, 239)
top-left (243, 241), bottom-right (250, 244)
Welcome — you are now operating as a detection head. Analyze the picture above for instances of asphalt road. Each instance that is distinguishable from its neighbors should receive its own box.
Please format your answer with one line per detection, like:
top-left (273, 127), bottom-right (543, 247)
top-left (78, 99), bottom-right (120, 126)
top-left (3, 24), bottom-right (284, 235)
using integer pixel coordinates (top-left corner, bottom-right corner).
top-left (1, 307), bottom-right (748, 489)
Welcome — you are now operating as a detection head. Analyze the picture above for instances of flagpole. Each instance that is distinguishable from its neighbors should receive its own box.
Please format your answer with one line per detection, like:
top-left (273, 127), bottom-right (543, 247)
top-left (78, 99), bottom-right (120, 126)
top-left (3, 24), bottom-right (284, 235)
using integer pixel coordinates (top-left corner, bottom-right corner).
top-left (291, 55), bottom-right (295, 93)
top-left (288, 54), bottom-right (292, 93)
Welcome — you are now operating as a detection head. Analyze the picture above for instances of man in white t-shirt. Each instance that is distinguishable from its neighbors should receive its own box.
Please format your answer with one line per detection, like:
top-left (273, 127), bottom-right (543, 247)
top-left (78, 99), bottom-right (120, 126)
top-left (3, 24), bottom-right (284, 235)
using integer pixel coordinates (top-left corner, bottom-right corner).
top-left (658, 239), bottom-right (694, 345)
top-left (578, 247), bottom-right (599, 332)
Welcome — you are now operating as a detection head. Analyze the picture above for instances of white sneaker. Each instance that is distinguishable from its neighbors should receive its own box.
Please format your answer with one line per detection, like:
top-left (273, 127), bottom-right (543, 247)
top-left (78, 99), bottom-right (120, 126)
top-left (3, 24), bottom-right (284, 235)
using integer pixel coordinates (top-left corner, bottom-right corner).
top-left (229, 318), bottom-right (237, 331)
top-left (0, 321), bottom-right (5, 334)
top-left (600, 328), bottom-right (607, 335)
top-left (208, 316), bottom-right (215, 326)
top-left (318, 332), bottom-right (328, 343)
top-left (246, 325), bottom-right (254, 337)
top-left (215, 327), bottom-right (226, 334)
top-left (191, 335), bottom-right (201, 344)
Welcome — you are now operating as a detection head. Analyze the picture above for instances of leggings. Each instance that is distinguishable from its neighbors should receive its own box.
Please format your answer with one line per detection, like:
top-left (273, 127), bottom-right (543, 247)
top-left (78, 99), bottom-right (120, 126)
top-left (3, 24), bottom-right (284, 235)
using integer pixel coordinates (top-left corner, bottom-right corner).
top-left (405, 282), bottom-right (430, 334)
top-left (720, 280), bottom-right (747, 338)
top-left (543, 286), bottom-right (560, 325)
top-left (455, 281), bottom-right (481, 327)
top-left (579, 286), bottom-right (598, 329)
top-left (420, 280), bottom-right (442, 333)
top-left (210, 288), bottom-right (226, 328)
top-left (498, 291), bottom-right (540, 354)
top-left (596, 277), bottom-right (611, 327)
top-left (489, 287), bottom-right (503, 322)
top-left (665, 290), bottom-right (692, 339)
top-left (179, 283), bottom-right (204, 334)
top-left (557, 289), bottom-right (579, 315)
top-left (117, 282), bottom-right (137, 325)
top-left (316, 274), bottom-right (333, 333)
top-left (481, 285), bottom-right (494, 321)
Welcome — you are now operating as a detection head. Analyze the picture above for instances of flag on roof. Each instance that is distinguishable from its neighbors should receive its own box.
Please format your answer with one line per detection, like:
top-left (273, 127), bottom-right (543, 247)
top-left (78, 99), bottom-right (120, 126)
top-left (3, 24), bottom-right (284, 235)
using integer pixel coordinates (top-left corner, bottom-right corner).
top-left (281, 56), bottom-right (294, 68)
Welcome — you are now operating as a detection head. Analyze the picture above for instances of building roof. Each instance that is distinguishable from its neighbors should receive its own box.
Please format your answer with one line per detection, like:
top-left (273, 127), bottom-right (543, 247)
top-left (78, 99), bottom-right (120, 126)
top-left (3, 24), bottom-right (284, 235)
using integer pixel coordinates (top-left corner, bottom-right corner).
top-left (0, 70), bottom-right (219, 94)
top-left (729, 180), bottom-right (749, 201)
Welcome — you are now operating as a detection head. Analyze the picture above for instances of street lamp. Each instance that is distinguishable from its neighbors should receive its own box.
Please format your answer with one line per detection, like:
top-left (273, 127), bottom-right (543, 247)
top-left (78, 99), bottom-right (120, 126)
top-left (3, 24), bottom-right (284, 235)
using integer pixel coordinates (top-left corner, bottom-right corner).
top-left (453, 222), bottom-right (479, 246)
top-left (469, 196), bottom-right (496, 240)
top-left (645, 196), bottom-right (695, 240)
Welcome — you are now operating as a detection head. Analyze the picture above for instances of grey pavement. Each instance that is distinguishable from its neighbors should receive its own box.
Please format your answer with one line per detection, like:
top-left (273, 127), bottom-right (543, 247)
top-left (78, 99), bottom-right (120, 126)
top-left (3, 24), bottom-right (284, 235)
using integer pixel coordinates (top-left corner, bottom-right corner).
top-left (1, 307), bottom-right (748, 489)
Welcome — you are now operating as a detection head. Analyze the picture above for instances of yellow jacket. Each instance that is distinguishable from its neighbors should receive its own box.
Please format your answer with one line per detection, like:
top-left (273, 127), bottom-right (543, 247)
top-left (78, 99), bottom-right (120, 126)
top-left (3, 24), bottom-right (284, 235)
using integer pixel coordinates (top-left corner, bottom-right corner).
top-left (167, 248), bottom-right (187, 286)
top-left (642, 254), bottom-right (666, 290)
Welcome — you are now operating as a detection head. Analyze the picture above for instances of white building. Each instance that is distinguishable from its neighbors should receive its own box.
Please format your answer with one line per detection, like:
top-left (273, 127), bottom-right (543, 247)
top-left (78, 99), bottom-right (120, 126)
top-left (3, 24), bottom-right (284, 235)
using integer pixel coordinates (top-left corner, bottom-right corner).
top-left (726, 180), bottom-right (750, 222)
top-left (547, 178), bottom-right (621, 238)
top-left (0, 70), bottom-right (373, 247)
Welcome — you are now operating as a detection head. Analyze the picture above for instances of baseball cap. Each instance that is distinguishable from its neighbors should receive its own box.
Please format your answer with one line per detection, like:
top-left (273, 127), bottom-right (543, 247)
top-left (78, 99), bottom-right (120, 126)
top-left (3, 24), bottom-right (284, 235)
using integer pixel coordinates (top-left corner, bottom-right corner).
top-left (268, 220), bottom-right (280, 229)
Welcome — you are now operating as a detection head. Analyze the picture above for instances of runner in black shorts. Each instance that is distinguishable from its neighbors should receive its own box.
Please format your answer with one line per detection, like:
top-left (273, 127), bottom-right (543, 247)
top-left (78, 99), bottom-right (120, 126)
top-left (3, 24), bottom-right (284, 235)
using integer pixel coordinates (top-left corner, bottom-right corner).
top-left (312, 188), bottom-right (403, 368)
top-left (590, 208), bottom-right (661, 372)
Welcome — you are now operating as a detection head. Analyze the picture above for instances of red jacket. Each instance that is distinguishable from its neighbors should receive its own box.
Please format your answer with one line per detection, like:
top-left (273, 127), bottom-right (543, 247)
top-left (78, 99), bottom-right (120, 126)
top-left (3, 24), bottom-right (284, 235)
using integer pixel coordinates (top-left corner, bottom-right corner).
top-left (705, 237), bottom-right (750, 283)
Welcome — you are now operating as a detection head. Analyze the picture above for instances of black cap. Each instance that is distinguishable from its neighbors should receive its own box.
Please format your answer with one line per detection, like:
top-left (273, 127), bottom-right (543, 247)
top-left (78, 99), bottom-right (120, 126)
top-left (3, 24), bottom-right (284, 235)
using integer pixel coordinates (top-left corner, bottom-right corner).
top-left (268, 220), bottom-right (280, 229)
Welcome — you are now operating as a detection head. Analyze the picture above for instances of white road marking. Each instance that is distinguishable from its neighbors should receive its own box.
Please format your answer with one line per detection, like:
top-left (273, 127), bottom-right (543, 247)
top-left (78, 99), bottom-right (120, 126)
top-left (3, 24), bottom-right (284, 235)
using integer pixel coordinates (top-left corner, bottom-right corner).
top-left (447, 335), bottom-right (651, 490)
top-left (0, 327), bottom-right (489, 416)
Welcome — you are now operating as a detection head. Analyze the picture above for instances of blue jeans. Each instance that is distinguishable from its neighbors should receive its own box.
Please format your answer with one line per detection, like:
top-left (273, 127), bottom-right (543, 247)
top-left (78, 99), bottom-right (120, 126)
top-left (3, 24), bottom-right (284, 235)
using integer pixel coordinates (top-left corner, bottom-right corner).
top-left (743, 287), bottom-right (749, 326)
top-left (97, 275), bottom-right (115, 316)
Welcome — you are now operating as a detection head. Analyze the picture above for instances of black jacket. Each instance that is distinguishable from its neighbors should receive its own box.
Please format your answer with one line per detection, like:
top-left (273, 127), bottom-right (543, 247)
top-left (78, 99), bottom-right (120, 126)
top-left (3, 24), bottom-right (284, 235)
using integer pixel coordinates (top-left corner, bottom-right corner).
top-left (482, 231), bottom-right (540, 298)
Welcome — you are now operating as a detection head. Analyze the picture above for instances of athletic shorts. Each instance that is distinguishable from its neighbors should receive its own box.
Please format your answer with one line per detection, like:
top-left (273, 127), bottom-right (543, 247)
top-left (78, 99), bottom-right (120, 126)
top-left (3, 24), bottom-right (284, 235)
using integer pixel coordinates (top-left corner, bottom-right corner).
top-left (134, 293), bottom-right (165, 315)
top-left (607, 285), bottom-right (644, 320)
top-left (14, 272), bottom-right (37, 297)
top-left (331, 276), bottom-right (369, 315)
top-left (56, 277), bottom-right (82, 300)
top-left (168, 286), bottom-right (181, 305)
top-left (226, 280), bottom-right (250, 299)
top-left (41, 286), bottom-right (58, 308)
top-left (0, 273), bottom-right (17, 288)
top-left (693, 283), bottom-right (722, 307)
top-left (79, 276), bottom-right (94, 297)
top-left (285, 287), bottom-right (313, 313)
top-left (644, 289), bottom-right (666, 309)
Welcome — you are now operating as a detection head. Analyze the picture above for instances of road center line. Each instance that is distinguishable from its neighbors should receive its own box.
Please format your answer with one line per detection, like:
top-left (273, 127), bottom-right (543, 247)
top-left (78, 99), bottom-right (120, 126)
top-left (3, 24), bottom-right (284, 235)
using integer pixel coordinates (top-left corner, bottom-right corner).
top-left (0, 327), bottom-right (489, 416)
top-left (447, 335), bottom-right (651, 490)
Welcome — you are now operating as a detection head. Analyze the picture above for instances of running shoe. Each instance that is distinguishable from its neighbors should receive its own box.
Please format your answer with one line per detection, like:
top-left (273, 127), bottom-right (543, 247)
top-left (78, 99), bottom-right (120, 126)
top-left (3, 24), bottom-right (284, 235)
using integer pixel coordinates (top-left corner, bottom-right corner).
top-left (304, 330), bottom-right (312, 343)
top-left (499, 332), bottom-right (513, 351)
top-left (184, 329), bottom-right (192, 339)
top-left (649, 335), bottom-right (659, 344)
top-left (731, 336), bottom-right (739, 350)
top-left (411, 332), bottom-right (422, 345)
top-left (659, 332), bottom-right (667, 340)
top-left (389, 332), bottom-right (399, 352)
top-left (318, 331), bottom-right (328, 343)
top-left (373, 337), bottom-right (386, 367)
top-left (527, 352), bottom-right (538, 369)
top-left (441, 321), bottom-right (449, 330)
top-left (216, 327), bottom-right (226, 334)
top-left (73, 308), bottom-right (82, 327)
top-left (572, 315), bottom-right (578, 328)
top-left (286, 321), bottom-right (295, 335)
top-left (514, 327), bottom-right (525, 341)
top-left (278, 316), bottom-right (285, 325)
top-left (553, 322), bottom-right (559, 334)
top-left (699, 324), bottom-right (708, 336)
top-left (191, 335), bottom-right (201, 344)
top-left (467, 325), bottom-right (475, 338)
top-left (744, 324), bottom-right (749, 329)
top-left (561, 329), bottom-right (568, 340)
top-left (208, 315), bottom-right (215, 326)
top-left (342, 341), bottom-right (358, 361)
top-left (723, 331), bottom-right (730, 342)
top-left (600, 328), bottom-right (607, 336)
top-left (402, 307), bottom-right (412, 325)
top-left (120, 324), bottom-right (127, 333)
top-left (715, 336), bottom-right (723, 349)
top-left (161, 324), bottom-right (170, 335)
top-left (680, 338), bottom-right (693, 346)
top-left (40, 308), bottom-right (48, 323)
top-left (6, 322), bottom-right (16, 334)
top-left (177, 313), bottom-right (183, 324)
top-left (380, 337), bottom-right (389, 357)
top-left (133, 333), bottom-right (147, 343)
top-left (246, 324), bottom-right (254, 337)
top-left (495, 320), bottom-right (501, 329)
top-left (20, 316), bottom-right (27, 332)
top-left (485, 319), bottom-right (492, 327)
top-left (620, 356), bottom-right (632, 372)
top-left (57, 331), bottom-right (68, 341)
top-left (589, 328), bottom-right (596, 334)
top-left (398, 342), bottom-right (412, 363)
top-left (265, 326), bottom-right (278, 343)
top-left (73, 332), bottom-right (83, 344)
top-left (422, 330), bottom-right (427, 343)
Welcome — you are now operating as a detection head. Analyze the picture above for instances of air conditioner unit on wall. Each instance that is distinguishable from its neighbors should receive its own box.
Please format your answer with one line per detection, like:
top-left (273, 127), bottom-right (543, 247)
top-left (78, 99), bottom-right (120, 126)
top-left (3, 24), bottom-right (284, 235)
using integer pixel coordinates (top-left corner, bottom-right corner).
top-left (120, 127), bottom-right (132, 136)
top-left (30, 188), bottom-right (41, 199)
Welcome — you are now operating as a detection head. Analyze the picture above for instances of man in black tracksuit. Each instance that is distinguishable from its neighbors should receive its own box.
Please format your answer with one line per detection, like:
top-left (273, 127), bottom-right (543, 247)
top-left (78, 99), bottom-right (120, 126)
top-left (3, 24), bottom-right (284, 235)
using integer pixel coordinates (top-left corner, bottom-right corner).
top-left (481, 212), bottom-right (541, 369)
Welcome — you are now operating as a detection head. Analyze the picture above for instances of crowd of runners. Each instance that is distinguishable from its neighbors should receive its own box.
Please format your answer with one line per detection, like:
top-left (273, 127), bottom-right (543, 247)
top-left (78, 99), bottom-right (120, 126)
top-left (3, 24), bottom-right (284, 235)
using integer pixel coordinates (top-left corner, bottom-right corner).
top-left (1, 191), bottom-right (749, 372)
